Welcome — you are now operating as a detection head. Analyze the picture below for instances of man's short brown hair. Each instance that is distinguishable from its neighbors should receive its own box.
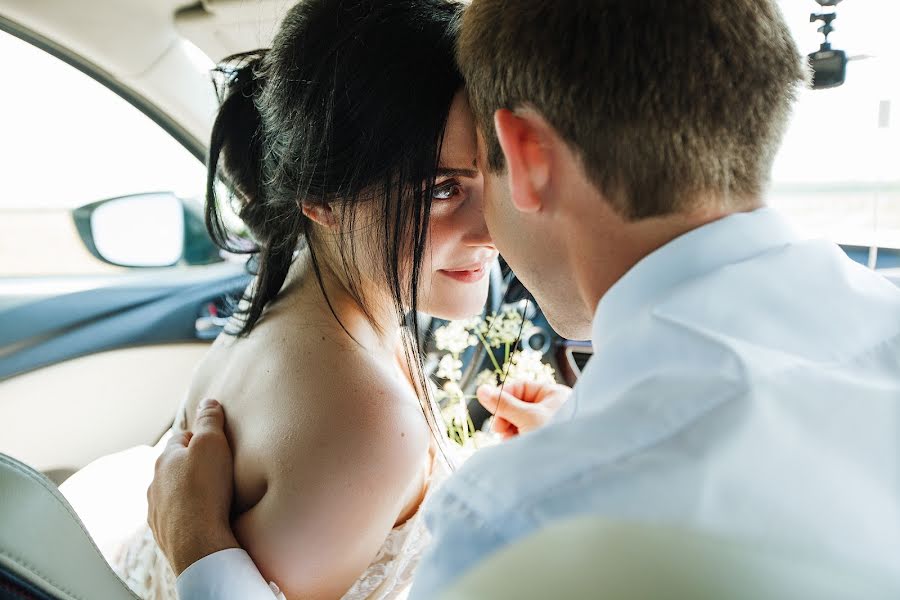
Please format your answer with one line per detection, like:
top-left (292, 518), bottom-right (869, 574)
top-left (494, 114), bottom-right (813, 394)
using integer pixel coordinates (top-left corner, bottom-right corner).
top-left (457, 0), bottom-right (807, 219)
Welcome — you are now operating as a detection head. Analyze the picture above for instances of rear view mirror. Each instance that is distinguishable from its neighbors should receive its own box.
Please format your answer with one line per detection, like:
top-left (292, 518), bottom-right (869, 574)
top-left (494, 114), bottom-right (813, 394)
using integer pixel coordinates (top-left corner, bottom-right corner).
top-left (73, 192), bottom-right (220, 268)
top-left (809, 1), bottom-right (846, 90)
top-left (809, 48), bottom-right (847, 89)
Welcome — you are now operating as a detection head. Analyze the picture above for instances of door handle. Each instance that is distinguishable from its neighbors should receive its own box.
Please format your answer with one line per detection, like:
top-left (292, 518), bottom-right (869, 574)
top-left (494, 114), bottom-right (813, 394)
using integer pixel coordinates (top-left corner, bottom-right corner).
top-left (196, 300), bottom-right (230, 340)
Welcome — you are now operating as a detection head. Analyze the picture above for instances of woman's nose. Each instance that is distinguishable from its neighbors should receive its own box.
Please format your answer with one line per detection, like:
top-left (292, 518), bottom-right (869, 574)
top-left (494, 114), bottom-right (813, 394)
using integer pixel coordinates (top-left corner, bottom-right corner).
top-left (464, 187), bottom-right (495, 248)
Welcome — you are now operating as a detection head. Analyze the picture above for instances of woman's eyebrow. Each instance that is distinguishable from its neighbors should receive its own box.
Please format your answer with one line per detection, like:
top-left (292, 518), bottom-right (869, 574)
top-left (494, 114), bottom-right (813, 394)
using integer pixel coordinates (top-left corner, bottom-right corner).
top-left (436, 167), bottom-right (479, 178)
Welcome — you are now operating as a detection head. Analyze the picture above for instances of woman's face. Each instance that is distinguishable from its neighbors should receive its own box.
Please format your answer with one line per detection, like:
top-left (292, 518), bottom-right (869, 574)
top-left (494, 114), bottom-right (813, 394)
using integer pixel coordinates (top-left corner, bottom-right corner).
top-left (418, 91), bottom-right (497, 320)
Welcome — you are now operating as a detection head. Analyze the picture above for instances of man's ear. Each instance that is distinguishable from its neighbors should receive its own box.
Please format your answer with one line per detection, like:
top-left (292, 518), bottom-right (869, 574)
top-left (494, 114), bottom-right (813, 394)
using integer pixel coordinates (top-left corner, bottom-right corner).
top-left (494, 108), bottom-right (552, 214)
top-left (300, 201), bottom-right (339, 228)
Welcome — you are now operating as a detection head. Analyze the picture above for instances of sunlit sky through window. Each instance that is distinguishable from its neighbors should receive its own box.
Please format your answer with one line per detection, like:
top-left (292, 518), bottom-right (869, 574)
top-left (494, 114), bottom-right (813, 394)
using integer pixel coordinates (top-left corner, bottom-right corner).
top-left (774, 0), bottom-right (900, 186)
top-left (0, 35), bottom-right (209, 210)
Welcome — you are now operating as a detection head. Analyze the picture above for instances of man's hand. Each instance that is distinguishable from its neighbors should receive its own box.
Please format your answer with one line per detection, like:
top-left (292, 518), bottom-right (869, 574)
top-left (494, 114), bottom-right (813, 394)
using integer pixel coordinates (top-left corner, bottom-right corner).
top-left (148, 399), bottom-right (241, 576)
top-left (476, 381), bottom-right (572, 438)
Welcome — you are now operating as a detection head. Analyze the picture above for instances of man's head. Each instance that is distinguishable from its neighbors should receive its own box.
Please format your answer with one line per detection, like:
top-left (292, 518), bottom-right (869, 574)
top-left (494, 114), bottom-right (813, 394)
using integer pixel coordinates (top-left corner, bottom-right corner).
top-left (458, 0), bottom-right (806, 339)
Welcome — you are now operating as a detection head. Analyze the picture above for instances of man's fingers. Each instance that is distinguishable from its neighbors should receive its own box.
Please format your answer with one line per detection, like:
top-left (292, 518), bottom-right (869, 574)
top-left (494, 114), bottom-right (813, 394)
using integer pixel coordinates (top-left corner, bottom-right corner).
top-left (488, 380), bottom-right (569, 404)
top-left (478, 381), bottom-right (571, 437)
top-left (191, 399), bottom-right (226, 441)
top-left (490, 416), bottom-right (517, 438)
top-left (166, 430), bottom-right (192, 451)
top-left (477, 385), bottom-right (538, 420)
top-left (485, 380), bottom-right (530, 403)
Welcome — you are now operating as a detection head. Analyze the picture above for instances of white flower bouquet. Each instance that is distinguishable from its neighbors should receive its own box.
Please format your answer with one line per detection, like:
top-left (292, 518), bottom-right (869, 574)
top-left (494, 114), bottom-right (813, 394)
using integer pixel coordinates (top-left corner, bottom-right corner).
top-left (431, 307), bottom-right (557, 449)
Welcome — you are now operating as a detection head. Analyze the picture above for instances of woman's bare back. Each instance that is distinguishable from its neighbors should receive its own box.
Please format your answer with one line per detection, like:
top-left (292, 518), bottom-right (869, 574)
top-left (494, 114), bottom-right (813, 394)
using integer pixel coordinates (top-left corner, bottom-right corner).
top-left (178, 273), bottom-right (436, 598)
top-left (185, 278), bottom-right (431, 516)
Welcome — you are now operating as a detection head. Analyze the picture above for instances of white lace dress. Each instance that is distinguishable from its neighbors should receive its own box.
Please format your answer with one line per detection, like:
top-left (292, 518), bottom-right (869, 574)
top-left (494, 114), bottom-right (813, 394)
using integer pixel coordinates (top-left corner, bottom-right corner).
top-left (111, 436), bottom-right (451, 600)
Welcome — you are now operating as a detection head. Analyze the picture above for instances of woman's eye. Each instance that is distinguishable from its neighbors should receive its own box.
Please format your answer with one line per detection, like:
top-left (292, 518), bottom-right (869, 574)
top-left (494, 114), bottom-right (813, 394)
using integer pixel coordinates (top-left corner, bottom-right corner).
top-left (433, 181), bottom-right (463, 201)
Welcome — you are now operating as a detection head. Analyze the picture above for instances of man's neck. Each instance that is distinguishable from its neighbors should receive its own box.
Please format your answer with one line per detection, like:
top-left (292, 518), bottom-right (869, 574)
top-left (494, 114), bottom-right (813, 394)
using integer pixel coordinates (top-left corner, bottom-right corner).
top-left (569, 197), bottom-right (764, 322)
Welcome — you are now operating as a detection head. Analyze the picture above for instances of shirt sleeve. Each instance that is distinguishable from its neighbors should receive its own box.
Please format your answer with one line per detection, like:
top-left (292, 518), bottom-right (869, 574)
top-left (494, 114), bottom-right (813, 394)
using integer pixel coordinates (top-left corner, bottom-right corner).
top-left (408, 484), bottom-right (508, 599)
top-left (176, 548), bottom-right (285, 600)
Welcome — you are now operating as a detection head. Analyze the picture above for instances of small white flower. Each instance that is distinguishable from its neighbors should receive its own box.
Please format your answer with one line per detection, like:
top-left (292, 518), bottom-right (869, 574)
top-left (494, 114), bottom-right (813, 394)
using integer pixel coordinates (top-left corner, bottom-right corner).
top-left (434, 319), bottom-right (479, 355)
top-left (436, 354), bottom-right (463, 382)
top-left (440, 401), bottom-right (460, 424)
top-left (441, 380), bottom-right (465, 401)
top-left (472, 429), bottom-right (502, 448)
top-left (474, 369), bottom-right (499, 388)
top-left (505, 349), bottom-right (557, 384)
top-left (481, 308), bottom-right (534, 348)
top-left (462, 315), bottom-right (484, 331)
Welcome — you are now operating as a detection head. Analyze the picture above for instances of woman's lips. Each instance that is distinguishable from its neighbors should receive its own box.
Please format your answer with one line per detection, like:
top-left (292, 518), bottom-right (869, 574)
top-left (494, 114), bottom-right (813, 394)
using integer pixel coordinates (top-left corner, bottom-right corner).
top-left (439, 264), bottom-right (487, 283)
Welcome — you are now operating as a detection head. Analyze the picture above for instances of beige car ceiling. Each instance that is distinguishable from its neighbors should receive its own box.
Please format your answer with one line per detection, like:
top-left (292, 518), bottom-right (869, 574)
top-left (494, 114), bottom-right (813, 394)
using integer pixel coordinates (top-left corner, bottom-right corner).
top-left (1, 0), bottom-right (290, 151)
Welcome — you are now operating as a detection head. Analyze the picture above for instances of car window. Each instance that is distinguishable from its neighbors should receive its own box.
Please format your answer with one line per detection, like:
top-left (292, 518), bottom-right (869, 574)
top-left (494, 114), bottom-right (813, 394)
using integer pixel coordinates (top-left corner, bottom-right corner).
top-left (772, 0), bottom-right (900, 268)
top-left (0, 30), bottom-right (207, 277)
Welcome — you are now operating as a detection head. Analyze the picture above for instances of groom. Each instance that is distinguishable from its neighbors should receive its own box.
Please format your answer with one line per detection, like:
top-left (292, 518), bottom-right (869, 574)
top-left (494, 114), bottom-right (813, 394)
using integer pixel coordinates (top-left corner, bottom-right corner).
top-left (149, 0), bottom-right (900, 597)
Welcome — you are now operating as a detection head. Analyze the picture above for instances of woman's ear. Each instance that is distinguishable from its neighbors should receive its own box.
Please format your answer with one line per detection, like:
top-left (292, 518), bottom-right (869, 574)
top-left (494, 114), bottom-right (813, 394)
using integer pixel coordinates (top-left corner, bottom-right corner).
top-left (493, 108), bottom-right (552, 215)
top-left (300, 201), bottom-right (339, 228)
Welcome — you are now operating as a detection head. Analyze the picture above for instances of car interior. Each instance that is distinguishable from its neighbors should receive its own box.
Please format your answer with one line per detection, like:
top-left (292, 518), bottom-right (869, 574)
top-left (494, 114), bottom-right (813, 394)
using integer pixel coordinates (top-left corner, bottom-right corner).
top-left (1, 0), bottom-right (899, 598)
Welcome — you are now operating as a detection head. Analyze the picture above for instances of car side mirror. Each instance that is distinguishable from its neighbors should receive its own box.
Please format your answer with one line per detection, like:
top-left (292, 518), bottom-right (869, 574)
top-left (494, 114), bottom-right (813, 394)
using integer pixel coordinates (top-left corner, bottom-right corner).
top-left (72, 192), bottom-right (220, 268)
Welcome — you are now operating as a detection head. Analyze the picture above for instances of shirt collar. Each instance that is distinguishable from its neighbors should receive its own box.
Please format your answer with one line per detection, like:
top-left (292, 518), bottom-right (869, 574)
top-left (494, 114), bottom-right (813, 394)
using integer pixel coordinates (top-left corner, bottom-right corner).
top-left (591, 207), bottom-right (801, 347)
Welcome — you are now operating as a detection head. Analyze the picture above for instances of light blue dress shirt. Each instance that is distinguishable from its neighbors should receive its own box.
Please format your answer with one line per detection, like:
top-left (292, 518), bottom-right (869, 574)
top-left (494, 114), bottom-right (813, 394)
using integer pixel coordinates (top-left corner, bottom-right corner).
top-left (176, 208), bottom-right (900, 599)
top-left (409, 207), bottom-right (900, 597)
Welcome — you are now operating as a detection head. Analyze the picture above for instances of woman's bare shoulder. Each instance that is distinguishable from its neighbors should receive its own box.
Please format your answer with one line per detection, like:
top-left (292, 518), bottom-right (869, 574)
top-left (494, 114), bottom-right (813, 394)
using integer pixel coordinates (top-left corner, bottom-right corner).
top-left (229, 341), bottom-right (434, 598)
top-left (270, 340), bottom-right (431, 458)
top-left (186, 319), bottom-right (431, 488)
top-left (211, 326), bottom-right (430, 464)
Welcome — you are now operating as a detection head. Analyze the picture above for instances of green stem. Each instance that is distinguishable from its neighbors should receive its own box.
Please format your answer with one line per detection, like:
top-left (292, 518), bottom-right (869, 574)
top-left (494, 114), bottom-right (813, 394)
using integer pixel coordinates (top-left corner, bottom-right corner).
top-left (475, 331), bottom-right (503, 374)
top-left (438, 405), bottom-right (454, 440)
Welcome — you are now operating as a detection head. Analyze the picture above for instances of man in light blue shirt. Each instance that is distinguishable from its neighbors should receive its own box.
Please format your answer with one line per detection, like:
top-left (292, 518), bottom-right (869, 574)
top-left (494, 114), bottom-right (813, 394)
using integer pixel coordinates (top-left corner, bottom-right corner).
top-left (147, 0), bottom-right (900, 597)
top-left (410, 206), bottom-right (900, 596)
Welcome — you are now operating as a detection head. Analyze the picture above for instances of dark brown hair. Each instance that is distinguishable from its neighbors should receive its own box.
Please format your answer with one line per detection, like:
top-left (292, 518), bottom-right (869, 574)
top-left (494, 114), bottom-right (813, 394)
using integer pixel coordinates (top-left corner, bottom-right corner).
top-left (207, 0), bottom-right (464, 336)
top-left (457, 0), bottom-right (807, 219)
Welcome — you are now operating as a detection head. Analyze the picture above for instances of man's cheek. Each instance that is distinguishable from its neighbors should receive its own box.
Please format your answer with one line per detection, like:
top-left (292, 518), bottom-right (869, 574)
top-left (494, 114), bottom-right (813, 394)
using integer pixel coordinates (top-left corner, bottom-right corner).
top-left (484, 199), bottom-right (505, 244)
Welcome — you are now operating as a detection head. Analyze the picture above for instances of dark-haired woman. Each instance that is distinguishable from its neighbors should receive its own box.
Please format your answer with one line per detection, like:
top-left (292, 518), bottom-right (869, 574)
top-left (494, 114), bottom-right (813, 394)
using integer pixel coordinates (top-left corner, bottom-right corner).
top-left (112, 1), bottom-right (495, 598)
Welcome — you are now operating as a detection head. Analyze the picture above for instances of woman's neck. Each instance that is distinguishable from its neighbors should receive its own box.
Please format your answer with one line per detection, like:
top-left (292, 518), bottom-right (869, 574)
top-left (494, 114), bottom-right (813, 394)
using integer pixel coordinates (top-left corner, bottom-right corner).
top-left (281, 250), bottom-right (404, 356)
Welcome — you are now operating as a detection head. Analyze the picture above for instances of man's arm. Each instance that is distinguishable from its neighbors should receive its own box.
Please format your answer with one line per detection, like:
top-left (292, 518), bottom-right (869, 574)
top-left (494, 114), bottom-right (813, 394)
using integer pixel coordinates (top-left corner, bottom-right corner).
top-left (410, 380), bottom-right (572, 598)
top-left (409, 482), bottom-right (510, 599)
top-left (147, 399), bottom-right (277, 599)
top-left (177, 549), bottom-right (284, 600)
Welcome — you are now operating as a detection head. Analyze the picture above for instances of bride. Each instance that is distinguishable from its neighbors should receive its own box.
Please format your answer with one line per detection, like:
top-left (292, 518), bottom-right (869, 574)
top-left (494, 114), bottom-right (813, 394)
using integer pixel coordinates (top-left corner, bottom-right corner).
top-left (112, 0), bottom-right (495, 598)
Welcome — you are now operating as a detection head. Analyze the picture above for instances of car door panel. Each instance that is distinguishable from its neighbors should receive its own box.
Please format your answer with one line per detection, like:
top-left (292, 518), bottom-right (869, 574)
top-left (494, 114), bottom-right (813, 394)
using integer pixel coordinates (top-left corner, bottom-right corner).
top-left (0, 343), bottom-right (209, 482)
top-left (0, 262), bottom-right (251, 479)
top-left (1, 264), bottom-right (250, 379)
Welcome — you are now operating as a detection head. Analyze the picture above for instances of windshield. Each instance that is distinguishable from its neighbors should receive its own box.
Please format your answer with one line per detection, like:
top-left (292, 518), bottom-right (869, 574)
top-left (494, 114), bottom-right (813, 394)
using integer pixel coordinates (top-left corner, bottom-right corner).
top-left (772, 0), bottom-right (900, 261)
